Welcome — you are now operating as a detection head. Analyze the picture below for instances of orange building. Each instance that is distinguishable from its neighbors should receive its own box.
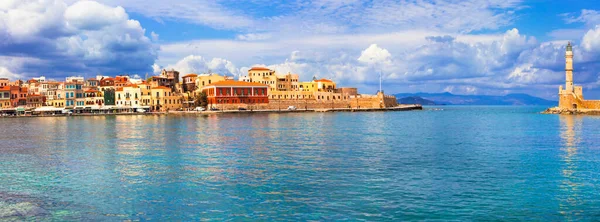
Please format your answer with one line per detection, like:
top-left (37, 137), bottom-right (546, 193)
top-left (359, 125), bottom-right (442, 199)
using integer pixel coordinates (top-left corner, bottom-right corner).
top-left (0, 86), bottom-right (11, 108)
top-left (10, 86), bottom-right (27, 107)
top-left (201, 81), bottom-right (269, 108)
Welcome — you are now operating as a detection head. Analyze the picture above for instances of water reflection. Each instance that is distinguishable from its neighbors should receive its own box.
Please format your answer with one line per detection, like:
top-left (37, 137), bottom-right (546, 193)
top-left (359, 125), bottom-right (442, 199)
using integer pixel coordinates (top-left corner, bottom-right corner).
top-left (558, 115), bottom-right (584, 218)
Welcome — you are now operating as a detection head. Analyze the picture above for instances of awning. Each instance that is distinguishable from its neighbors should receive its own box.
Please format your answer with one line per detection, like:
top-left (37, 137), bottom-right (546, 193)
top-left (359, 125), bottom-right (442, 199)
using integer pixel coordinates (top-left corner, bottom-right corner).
top-left (33, 107), bottom-right (65, 112)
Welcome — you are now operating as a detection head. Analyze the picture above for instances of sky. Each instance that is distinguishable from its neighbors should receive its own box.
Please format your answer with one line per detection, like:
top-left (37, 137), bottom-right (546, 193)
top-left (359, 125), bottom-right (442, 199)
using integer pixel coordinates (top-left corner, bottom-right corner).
top-left (2, 0), bottom-right (600, 99)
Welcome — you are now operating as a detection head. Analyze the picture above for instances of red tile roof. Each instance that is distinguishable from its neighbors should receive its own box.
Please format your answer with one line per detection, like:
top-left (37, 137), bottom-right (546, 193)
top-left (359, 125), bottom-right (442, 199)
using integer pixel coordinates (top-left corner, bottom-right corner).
top-left (182, 74), bottom-right (198, 78)
top-left (314, 79), bottom-right (333, 83)
top-left (249, 67), bottom-right (271, 71)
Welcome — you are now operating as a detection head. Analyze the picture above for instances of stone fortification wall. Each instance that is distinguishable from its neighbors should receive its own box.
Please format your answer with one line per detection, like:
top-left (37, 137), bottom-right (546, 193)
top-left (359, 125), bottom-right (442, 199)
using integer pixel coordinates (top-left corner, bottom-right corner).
top-left (558, 92), bottom-right (600, 110)
top-left (207, 93), bottom-right (398, 110)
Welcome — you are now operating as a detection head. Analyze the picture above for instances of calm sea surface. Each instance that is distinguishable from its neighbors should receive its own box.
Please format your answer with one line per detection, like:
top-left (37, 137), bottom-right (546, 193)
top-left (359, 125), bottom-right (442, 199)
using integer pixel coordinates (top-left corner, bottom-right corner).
top-left (1, 106), bottom-right (600, 220)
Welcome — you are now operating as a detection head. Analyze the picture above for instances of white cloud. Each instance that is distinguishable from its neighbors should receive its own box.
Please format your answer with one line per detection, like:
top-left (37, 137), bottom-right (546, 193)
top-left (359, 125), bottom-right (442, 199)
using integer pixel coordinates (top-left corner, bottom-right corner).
top-left (95, 0), bottom-right (524, 35)
top-left (95, 0), bottom-right (255, 30)
top-left (236, 33), bottom-right (271, 41)
top-left (151, 31), bottom-right (159, 42)
top-left (152, 63), bottom-right (162, 74)
top-left (582, 25), bottom-right (600, 52)
top-left (563, 9), bottom-right (600, 27)
top-left (164, 55), bottom-right (239, 77)
top-left (358, 44), bottom-right (392, 65)
top-left (0, 0), bottom-right (156, 79)
top-left (0, 66), bottom-right (23, 79)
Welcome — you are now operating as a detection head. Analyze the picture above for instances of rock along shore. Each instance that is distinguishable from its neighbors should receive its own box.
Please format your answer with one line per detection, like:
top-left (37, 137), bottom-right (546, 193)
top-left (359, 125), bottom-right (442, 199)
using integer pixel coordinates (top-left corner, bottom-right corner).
top-left (542, 107), bottom-right (600, 115)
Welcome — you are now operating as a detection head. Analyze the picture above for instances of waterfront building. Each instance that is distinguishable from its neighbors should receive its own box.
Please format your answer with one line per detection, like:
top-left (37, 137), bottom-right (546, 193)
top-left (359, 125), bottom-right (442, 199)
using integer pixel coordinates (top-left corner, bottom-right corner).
top-left (64, 81), bottom-right (84, 108)
top-left (556, 42), bottom-right (600, 110)
top-left (182, 74), bottom-right (198, 93)
top-left (195, 73), bottom-right (232, 89)
top-left (116, 85), bottom-right (141, 107)
top-left (138, 82), bottom-right (153, 107)
top-left (201, 80), bottom-right (269, 109)
top-left (66, 76), bottom-right (84, 83)
top-left (10, 86), bottom-right (27, 108)
top-left (151, 69), bottom-right (181, 93)
top-left (33, 76), bottom-right (46, 83)
top-left (0, 86), bottom-right (11, 108)
top-left (100, 78), bottom-right (115, 88)
top-left (86, 79), bottom-right (99, 87)
top-left (114, 76), bottom-right (131, 88)
top-left (0, 78), bottom-right (9, 87)
top-left (11, 80), bottom-right (23, 87)
top-left (240, 67), bottom-right (299, 92)
top-left (84, 89), bottom-right (104, 106)
top-left (26, 94), bottom-right (45, 108)
top-left (151, 86), bottom-right (182, 112)
top-left (42, 82), bottom-right (62, 106)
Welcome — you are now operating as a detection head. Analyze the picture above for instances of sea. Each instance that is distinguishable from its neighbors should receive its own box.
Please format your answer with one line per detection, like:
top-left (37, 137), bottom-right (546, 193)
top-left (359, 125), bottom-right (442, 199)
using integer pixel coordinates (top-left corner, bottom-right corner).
top-left (1, 106), bottom-right (600, 220)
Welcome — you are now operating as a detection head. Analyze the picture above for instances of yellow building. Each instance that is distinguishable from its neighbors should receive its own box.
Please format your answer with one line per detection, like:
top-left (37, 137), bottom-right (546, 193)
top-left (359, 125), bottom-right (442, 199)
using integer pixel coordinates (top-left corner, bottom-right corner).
top-left (195, 73), bottom-right (233, 89)
top-left (299, 79), bottom-right (337, 92)
top-left (116, 85), bottom-right (142, 107)
top-left (241, 67), bottom-right (299, 92)
top-left (84, 89), bottom-right (104, 107)
top-left (138, 82), bottom-right (153, 107)
top-left (151, 86), bottom-right (182, 112)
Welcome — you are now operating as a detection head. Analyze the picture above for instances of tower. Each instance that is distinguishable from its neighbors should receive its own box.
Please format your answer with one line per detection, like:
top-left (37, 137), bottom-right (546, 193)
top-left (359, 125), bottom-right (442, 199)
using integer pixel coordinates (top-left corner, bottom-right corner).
top-left (565, 42), bottom-right (574, 92)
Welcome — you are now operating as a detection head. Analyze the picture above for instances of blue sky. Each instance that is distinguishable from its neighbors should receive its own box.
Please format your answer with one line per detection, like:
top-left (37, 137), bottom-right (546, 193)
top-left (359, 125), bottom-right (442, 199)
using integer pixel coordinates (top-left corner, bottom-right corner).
top-left (2, 0), bottom-right (600, 99)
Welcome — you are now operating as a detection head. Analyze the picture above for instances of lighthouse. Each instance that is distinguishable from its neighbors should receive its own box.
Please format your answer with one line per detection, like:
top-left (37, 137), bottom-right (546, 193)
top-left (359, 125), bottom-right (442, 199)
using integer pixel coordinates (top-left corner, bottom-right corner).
top-left (565, 42), bottom-right (574, 92)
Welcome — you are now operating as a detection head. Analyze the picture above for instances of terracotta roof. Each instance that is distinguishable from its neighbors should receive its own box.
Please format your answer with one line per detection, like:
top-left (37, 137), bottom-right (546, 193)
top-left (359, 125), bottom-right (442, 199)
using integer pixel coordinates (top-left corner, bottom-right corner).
top-left (151, 86), bottom-right (170, 90)
top-left (249, 67), bottom-right (271, 71)
top-left (182, 74), bottom-right (198, 78)
top-left (28, 79), bottom-right (37, 83)
top-left (102, 78), bottom-right (114, 81)
top-left (314, 79), bottom-right (333, 83)
top-left (204, 80), bottom-right (268, 87)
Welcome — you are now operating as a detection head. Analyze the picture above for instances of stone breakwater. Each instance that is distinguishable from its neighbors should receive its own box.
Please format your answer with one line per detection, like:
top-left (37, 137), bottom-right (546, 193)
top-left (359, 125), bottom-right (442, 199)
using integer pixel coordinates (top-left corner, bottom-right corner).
top-left (542, 107), bottom-right (600, 115)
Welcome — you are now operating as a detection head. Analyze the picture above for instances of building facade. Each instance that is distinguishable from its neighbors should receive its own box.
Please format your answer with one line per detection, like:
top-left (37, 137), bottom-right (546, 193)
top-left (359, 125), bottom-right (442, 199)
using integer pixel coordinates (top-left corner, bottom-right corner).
top-left (0, 86), bottom-right (11, 108)
top-left (201, 81), bottom-right (269, 109)
top-left (182, 74), bottom-right (198, 93)
top-left (151, 86), bottom-right (182, 112)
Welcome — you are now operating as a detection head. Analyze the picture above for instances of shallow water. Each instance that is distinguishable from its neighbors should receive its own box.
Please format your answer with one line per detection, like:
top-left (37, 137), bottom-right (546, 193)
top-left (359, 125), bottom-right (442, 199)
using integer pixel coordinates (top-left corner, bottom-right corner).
top-left (1, 106), bottom-right (600, 220)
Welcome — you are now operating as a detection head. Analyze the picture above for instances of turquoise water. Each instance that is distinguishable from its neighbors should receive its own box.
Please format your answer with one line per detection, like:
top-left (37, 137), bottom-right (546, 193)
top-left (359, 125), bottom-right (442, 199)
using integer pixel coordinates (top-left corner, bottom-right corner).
top-left (1, 106), bottom-right (600, 220)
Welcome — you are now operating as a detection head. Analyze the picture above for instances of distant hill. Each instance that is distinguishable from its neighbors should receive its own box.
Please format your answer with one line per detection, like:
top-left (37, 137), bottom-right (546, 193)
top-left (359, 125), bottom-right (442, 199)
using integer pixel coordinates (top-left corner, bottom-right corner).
top-left (394, 92), bottom-right (557, 106)
top-left (398, 96), bottom-right (437, 105)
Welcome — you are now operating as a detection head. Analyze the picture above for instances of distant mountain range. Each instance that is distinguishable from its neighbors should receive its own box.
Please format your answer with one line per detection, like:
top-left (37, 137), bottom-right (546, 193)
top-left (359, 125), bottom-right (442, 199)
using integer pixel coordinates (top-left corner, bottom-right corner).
top-left (398, 96), bottom-right (437, 105)
top-left (394, 92), bottom-right (557, 106)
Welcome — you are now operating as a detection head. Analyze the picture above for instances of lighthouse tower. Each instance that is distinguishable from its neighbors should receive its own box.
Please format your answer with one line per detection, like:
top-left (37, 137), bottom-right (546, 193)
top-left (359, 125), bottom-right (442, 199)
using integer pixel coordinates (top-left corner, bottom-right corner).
top-left (565, 42), bottom-right (574, 92)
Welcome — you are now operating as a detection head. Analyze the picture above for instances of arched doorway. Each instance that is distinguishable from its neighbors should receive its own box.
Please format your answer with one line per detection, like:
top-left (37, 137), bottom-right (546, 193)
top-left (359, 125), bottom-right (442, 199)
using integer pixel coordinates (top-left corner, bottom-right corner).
top-left (572, 104), bottom-right (578, 109)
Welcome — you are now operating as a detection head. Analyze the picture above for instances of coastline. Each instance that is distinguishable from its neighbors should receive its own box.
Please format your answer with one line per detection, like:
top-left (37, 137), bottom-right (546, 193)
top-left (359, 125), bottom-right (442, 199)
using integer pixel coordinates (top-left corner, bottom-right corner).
top-left (0, 104), bottom-right (422, 118)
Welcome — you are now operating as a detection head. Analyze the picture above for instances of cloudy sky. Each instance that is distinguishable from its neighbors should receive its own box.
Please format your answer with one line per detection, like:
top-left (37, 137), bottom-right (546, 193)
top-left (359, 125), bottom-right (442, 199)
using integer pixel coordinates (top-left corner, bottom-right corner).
top-left (2, 0), bottom-right (600, 99)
